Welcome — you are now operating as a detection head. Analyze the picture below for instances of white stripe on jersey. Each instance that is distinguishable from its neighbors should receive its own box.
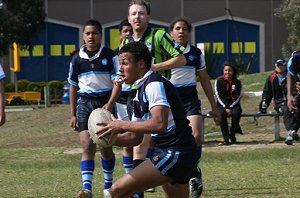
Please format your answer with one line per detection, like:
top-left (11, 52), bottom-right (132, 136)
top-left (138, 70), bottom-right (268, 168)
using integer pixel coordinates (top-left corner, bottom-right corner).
top-left (78, 71), bottom-right (113, 94)
top-left (170, 43), bottom-right (205, 87)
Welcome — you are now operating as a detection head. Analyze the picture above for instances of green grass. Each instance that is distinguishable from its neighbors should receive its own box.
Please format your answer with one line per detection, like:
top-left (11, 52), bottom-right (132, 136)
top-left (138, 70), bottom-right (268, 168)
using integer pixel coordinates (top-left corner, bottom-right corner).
top-left (1, 72), bottom-right (300, 197)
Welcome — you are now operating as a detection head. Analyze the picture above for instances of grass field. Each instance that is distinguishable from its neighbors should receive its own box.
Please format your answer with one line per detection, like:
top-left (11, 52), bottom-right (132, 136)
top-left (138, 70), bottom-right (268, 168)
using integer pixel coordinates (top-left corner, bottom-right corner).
top-left (1, 72), bottom-right (300, 197)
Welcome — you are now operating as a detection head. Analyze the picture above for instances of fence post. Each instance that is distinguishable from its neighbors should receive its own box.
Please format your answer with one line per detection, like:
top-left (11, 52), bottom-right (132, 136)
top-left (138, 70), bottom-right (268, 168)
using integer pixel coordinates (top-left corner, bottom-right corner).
top-left (44, 86), bottom-right (50, 108)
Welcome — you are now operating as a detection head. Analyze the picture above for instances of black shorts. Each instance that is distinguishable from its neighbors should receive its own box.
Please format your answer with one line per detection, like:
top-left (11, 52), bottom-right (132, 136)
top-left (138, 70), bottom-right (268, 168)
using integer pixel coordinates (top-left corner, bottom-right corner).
top-left (181, 96), bottom-right (202, 116)
top-left (76, 96), bottom-right (111, 132)
top-left (151, 147), bottom-right (198, 184)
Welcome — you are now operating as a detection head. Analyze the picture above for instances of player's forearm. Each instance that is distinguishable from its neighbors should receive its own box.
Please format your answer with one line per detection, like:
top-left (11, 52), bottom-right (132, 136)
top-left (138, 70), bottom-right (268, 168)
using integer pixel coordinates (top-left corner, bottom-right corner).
top-left (106, 82), bottom-right (121, 109)
top-left (69, 85), bottom-right (78, 116)
top-left (287, 73), bottom-right (294, 98)
top-left (199, 71), bottom-right (217, 109)
top-left (151, 54), bottom-right (186, 71)
top-left (114, 132), bottom-right (143, 147)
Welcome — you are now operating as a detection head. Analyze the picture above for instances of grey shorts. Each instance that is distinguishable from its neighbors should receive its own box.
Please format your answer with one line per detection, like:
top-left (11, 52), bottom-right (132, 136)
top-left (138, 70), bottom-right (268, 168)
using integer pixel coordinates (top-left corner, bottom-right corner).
top-left (76, 96), bottom-right (111, 132)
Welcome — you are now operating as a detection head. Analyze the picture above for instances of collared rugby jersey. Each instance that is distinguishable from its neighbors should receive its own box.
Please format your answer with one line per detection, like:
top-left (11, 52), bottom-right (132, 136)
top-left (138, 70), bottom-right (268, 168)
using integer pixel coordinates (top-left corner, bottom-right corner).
top-left (131, 71), bottom-right (196, 150)
top-left (68, 44), bottom-right (118, 99)
top-left (121, 27), bottom-right (185, 79)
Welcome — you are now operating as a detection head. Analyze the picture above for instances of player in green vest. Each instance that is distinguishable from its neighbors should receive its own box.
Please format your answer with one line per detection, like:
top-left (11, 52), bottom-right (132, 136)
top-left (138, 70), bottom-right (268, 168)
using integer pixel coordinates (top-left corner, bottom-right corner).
top-left (118, 1), bottom-right (187, 197)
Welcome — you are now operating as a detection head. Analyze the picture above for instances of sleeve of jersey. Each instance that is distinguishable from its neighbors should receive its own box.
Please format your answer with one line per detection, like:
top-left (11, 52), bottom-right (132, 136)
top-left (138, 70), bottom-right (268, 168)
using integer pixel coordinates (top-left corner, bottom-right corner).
top-left (145, 81), bottom-right (170, 110)
top-left (111, 55), bottom-right (119, 80)
top-left (287, 55), bottom-right (297, 76)
top-left (67, 56), bottom-right (79, 86)
top-left (197, 53), bottom-right (206, 72)
top-left (0, 65), bottom-right (6, 80)
top-left (158, 31), bottom-right (185, 58)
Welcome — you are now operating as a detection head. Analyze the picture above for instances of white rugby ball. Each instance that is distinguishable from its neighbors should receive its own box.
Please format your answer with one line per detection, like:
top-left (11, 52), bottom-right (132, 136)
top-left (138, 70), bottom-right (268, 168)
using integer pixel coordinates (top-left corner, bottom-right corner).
top-left (88, 108), bottom-right (117, 147)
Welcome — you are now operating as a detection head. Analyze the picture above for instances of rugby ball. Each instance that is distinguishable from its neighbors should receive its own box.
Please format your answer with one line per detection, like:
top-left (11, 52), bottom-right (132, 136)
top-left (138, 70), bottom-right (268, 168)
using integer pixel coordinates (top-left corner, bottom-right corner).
top-left (88, 108), bottom-right (117, 147)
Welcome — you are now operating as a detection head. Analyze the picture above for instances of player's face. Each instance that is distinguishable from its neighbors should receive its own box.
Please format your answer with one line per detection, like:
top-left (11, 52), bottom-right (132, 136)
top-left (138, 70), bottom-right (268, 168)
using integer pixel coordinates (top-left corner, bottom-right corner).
top-left (128, 4), bottom-right (150, 32)
top-left (223, 65), bottom-right (234, 79)
top-left (118, 52), bottom-right (139, 84)
top-left (171, 21), bottom-right (189, 46)
top-left (83, 25), bottom-right (102, 51)
top-left (120, 25), bottom-right (133, 41)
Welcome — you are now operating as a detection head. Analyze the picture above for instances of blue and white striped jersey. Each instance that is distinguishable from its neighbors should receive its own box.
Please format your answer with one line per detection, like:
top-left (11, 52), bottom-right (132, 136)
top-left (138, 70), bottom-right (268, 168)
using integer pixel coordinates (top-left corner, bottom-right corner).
top-left (68, 45), bottom-right (119, 98)
top-left (169, 43), bottom-right (205, 88)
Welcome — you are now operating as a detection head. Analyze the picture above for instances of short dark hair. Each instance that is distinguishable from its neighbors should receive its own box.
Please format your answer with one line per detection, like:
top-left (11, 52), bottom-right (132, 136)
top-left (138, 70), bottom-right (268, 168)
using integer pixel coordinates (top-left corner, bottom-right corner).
top-left (129, 0), bottom-right (151, 15)
top-left (118, 19), bottom-right (131, 32)
top-left (223, 61), bottom-right (238, 79)
top-left (170, 17), bottom-right (192, 32)
top-left (84, 19), bottom-right (102, 33)
top-left (119, 41), bottom-right (152, 69)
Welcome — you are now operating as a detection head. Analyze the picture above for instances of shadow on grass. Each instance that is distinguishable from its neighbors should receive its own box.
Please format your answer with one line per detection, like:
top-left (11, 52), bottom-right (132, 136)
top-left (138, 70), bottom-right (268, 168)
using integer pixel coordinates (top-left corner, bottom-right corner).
top-left (203, 138), bottom-right (286, 148)
top-left (204, 186), bottom-right (283, 197)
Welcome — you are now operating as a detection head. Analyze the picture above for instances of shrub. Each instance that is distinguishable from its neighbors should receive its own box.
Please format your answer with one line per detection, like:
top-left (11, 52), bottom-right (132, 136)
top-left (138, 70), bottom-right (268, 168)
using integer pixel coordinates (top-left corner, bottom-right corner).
top-left (47, 80), bottom-right (64, 100)
top-left (17, 79), bottom-right (31, 92)
top-left (4, 82), bottom-right (15, 92)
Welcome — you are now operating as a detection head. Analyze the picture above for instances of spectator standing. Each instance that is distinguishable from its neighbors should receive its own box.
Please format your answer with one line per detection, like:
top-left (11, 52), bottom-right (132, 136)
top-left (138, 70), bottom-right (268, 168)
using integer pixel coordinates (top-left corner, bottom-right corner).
top-left (215, 61), bottom-right (243, 145)
top-left (169, 17), bottom-right (220, 198)
top-left (0, 64), bottom-right (6, 127)
top-left (258, 59), bottom-right (299, 145)
top-left (68, 19), bottom-right (121, 198)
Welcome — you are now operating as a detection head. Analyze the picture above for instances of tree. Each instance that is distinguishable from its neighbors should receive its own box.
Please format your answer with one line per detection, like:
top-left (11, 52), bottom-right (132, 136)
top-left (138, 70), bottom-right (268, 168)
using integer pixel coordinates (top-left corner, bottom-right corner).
top-left (275, 0), bottom-right (300, 58)
top-left (0, 0), bottom-right (46, 56)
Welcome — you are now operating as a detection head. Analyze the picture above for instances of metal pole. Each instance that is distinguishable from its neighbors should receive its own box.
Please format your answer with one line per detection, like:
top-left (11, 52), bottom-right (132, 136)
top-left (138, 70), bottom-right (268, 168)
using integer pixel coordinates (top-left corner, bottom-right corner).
top-left (180, 0), bottom-right (184, 17)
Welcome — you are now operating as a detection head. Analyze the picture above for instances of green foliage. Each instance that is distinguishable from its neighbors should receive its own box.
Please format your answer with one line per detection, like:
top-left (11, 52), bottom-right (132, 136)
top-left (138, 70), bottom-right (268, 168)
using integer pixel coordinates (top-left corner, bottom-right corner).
top-left (232, 53), bottom-right (256, 74)
top-left (0, 0), bottom-right (46, 56)
top-left (204, 47), bottom-right (220, 78)
top-left (275, 0), bottom-right (300, 57)
top-left (17, 79), bottom-right (30, 92)
top-left (27, 82), bottom-right (44, 92)
top-left (48, 80), bottom-right (64, 99)
top-left (4, 82), bottom-right (14, 92)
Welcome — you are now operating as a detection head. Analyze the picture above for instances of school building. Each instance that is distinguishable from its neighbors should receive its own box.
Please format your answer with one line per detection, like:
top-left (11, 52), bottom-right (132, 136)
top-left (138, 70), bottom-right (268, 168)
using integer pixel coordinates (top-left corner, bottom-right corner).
top-left (2, 0), bottom-right (287, 82)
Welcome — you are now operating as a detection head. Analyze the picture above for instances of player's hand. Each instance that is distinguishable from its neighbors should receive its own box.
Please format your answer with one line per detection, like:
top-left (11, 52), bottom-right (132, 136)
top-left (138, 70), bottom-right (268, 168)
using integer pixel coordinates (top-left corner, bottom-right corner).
top-left (296, 82), bottom-right (300, 94)
top-left (226, 108), bottom-right (232, 117)
top-left (69, 116), bottom-right (78, 131)
top-left (114, 75), bottom-right (124, 86)
top-left (96, 115), bottom-right (124, 143)
top-left (287, 96), bottom-right (297, 113)
top-left (211, 108), bottom-right (221, 125)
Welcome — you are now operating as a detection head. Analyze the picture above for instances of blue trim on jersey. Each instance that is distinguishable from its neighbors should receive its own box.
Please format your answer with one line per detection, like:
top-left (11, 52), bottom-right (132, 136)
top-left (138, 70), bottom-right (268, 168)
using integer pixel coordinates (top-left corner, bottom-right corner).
top-left (177, 65), bottom-right (194, 69)
top-left (78, 71), bottom-right (111, 77)
top-left (142, 112), bottom-right (151, 120)
top-left (159, 82), bottom-right (168, 104)
top-left (78, 87), bottom-right (112, 94)
top-left (0, 74), bottom-right (5, 80)
top-left (161, 151), bottom-right (180, 174)
top-left (173, 82), bottom-right (197, 87)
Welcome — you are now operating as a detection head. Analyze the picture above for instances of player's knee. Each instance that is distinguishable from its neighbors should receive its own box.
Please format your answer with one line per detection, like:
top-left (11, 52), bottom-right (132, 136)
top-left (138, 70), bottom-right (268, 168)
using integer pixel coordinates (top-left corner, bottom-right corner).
top-left (110, 183), bottom-right (131, 198)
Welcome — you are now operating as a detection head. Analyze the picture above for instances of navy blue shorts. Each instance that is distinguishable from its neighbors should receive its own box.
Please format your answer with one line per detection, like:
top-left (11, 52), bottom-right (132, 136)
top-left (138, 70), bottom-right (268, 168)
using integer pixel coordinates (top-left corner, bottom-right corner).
top-left (76, 96), bottom-right (112, 132)
top-left (151, 147), bottom-right (198, 184)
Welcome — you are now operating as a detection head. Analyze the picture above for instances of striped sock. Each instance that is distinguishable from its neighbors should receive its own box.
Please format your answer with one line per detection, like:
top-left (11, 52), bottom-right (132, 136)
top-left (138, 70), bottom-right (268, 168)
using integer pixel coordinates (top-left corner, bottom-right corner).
top-left (122, 155), bottom-right (133, 174)
top-left (101, 156), bottom-right (115, 189)
top-left (81, 160), bottom-right (95, 191)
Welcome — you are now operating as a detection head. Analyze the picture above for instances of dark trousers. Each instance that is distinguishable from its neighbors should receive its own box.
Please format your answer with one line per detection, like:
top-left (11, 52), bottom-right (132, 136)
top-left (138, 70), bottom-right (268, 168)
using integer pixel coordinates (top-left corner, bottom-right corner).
top-left (218, 104), bottom-right (242, 142)
top-left (279, 104), bottom-right (299, 132)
